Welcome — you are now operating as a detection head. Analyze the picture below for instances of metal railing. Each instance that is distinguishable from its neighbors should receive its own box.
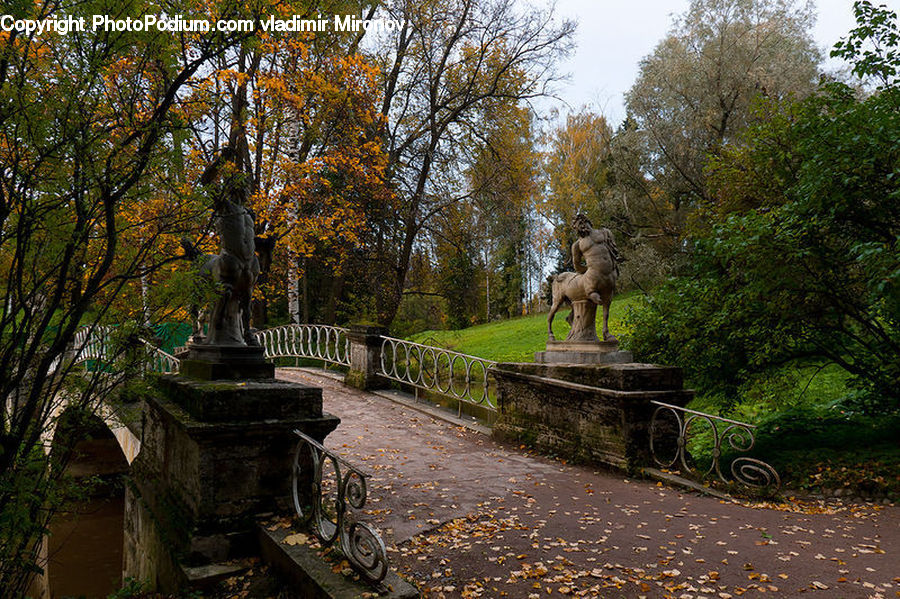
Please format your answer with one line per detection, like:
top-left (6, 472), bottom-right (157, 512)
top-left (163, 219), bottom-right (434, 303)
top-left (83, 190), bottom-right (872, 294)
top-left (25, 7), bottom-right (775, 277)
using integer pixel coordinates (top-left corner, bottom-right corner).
top-left (291, 430), bottom-right (388, 583)
top-left (141, 340), bottom-right (179, 374)
top-left (71, 325), bottom-right (113, 364)
top-left (69, 326), bottom-right (179, 374)
top-left (378, 336), bottom-right (497, 413)
top-left (256, 324), bottom-right (350, 367)
top-left (70, 324), bottom-right (502, 417)
top-left (70, 323), bottom-right (356, 375)
top-left (649, 400), bottom-right (780, 491)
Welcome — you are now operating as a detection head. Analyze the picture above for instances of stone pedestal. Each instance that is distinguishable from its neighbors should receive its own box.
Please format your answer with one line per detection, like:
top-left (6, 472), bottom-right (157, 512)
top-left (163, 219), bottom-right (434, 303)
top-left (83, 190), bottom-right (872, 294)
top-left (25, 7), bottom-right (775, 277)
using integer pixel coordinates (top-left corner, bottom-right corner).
top-left (124, 375), bottom-right (339, 591)
top-left (535, 339), bottom-right (633, 365)
top-left (345, 325), bottom-right (387, 390)
top-left (541, 300), bottom-right (633, 364)
top-left (178, 343), bottom-right (275, 380)
top-left (492, 363), bottom-right (692, 472)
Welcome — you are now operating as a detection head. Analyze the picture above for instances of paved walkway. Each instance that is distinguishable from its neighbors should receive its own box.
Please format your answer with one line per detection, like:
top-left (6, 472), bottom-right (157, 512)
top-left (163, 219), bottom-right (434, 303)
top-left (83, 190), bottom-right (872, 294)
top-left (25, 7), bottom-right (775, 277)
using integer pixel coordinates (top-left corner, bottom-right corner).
top-left (277, 369), bottom-right (899, 599)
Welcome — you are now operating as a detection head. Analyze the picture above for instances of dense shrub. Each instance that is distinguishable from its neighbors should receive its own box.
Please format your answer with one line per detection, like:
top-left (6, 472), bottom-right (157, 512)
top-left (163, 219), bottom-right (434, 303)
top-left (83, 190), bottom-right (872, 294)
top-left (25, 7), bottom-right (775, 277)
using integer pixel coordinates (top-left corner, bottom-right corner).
top-left (626, 5), bottom-right (900, 413)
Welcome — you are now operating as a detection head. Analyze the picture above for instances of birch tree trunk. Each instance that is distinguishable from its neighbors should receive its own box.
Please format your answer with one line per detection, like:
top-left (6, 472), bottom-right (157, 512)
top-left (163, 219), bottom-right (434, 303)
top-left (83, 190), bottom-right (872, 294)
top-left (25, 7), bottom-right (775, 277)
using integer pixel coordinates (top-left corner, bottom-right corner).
top-left (288, 252), bottom-right (300, 324)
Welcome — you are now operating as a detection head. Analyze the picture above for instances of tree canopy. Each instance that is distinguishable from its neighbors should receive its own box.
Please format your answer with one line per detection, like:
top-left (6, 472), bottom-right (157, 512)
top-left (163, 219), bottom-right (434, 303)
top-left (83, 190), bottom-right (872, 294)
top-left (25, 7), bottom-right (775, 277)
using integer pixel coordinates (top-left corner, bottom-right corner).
top-left (625, 0), bottom-right (820, 211)
top-left (626, 1), bottom-right (900, 414)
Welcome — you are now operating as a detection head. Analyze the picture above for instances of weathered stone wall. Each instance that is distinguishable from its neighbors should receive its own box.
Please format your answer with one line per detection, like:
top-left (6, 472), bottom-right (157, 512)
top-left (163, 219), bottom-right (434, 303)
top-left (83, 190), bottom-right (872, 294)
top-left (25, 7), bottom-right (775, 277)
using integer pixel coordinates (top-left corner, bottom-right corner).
top-left (492, 363), bottom-right (692, 473)
top-left (123, 481), bottom-right (181, 590)
top-left (123, 376), bottom-right (339, 591)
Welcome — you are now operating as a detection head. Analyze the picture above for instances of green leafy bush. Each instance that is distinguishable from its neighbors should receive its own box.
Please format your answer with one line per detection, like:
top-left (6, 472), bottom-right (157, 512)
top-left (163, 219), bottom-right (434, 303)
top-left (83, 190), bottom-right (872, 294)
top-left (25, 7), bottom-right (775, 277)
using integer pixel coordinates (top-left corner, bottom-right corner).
top-left (626, 58), bottom-right (900, 414)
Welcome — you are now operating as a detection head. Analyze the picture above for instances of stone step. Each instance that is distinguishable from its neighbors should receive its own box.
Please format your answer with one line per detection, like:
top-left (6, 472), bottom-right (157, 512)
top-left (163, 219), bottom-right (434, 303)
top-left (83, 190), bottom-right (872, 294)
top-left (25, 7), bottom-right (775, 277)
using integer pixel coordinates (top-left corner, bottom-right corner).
top-left (258, 525), bottom-right (419, 599)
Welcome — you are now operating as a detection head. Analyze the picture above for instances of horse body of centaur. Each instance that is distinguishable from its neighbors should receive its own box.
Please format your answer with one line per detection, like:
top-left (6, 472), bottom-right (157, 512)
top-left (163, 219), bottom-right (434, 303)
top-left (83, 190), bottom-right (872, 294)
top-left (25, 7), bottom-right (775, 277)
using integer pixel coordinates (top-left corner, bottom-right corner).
top-left (547, 215), bottom-right (622, 342)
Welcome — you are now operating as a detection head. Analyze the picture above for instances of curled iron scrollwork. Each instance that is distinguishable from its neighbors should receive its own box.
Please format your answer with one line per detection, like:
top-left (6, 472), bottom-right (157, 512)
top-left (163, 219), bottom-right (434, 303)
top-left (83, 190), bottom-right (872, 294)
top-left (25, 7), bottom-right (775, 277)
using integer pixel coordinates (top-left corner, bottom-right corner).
top-left (731, 457), bottom-right (781, 489)
top-left (291, 430), bottom-right (388, 584)
top-left (649, 401), bottom-right (780, 492)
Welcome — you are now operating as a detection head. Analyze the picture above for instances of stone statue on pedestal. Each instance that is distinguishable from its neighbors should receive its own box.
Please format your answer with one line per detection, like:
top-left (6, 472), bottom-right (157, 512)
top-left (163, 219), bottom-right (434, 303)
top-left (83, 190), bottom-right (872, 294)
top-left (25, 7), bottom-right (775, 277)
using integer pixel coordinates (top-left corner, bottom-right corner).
top-left (547, 214), bottom-right (622, 342)
top-left (179, 147), bottom-right (273, 380)
top-left (202, 195), bottom-right (260, 346)
top-left (186, 146), bottom-right (260, 347)
top-left (537, 214), bottom-right (630, 365)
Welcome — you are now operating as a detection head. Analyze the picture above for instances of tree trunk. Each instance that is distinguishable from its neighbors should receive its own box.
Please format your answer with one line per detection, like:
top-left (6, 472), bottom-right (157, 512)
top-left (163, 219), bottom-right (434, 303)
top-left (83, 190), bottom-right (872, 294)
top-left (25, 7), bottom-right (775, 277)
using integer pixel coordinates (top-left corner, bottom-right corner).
top-left (565, 300), bottom-right (600, 343)
top-left (485, 270), bottom-right (490, 322)
top-left (288, 252), bottom-right (300, 324)
top-left (301, 259), bottom-right (309, 323)
top-left (325, 274), bottom-right (344, 325)
top-left (140, 271), bottom-right (150, 327)
top-left (251, 298), bottom-right (267, 329)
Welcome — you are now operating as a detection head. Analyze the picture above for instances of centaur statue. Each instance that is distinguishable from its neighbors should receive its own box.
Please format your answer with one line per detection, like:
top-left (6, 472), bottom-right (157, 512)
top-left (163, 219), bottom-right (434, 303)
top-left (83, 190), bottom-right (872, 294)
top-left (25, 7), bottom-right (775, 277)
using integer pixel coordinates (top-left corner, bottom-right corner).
top-left (184, 146), bottom-right (261, 347)
top-left (547, 214), bottom-right (624, 343)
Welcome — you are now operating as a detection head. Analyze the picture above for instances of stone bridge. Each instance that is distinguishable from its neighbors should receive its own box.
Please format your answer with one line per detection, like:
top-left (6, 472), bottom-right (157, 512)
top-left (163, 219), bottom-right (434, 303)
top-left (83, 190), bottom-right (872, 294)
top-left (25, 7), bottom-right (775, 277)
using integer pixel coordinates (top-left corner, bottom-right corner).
top-left (32, 324), bottom-right (837, 598)
top-left (41, 361), bottom-right (899, 598)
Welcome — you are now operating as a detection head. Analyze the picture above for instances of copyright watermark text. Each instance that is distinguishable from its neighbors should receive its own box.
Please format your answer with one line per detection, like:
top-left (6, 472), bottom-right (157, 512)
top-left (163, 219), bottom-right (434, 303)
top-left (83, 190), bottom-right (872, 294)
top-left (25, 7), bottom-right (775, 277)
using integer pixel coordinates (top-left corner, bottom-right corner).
top-left (0, 14), bottom-right (405, 36)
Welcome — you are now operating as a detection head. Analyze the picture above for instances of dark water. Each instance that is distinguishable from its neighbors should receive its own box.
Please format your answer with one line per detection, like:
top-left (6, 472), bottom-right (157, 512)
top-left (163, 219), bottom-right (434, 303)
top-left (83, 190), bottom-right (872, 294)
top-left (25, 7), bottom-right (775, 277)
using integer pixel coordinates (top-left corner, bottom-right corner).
top-left (43, 435), bottom-right (128, 599)
top-left (47, 495), bottom-right (124, 599)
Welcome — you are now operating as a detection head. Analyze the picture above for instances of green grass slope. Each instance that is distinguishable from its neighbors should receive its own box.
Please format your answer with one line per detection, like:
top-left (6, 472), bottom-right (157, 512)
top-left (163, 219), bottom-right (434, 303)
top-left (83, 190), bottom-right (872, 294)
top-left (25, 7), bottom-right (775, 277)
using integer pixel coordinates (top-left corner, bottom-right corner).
top-left (407, 293), bottom-right (640, 362)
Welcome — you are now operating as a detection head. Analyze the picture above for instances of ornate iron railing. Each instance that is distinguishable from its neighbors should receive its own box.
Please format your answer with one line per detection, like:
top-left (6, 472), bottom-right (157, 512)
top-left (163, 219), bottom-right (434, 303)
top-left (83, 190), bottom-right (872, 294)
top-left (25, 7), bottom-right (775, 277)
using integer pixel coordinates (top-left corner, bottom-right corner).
top-left (141, 340), bottom-right (179, 374)
top-left (70, 325), bottom-right (505, 416)
top-left (71, 325), bottom-right (113, 364)
top-left (256, 324), bottom-right (350, 367)
top-left (378, 336), bottom-right (497, 413)
top-left (649, 401), bottom-right (780, 491)
top-left (69, 326), bottom-right (179, 374)
top-left (291, 430), bottom-right (388, 584)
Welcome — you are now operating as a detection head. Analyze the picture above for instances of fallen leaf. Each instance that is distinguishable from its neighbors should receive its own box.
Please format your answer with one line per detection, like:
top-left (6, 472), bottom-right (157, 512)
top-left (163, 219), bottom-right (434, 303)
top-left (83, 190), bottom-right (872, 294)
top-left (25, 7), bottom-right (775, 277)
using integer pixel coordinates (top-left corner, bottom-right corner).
top-left (282, 533), bottom-right (308, 546)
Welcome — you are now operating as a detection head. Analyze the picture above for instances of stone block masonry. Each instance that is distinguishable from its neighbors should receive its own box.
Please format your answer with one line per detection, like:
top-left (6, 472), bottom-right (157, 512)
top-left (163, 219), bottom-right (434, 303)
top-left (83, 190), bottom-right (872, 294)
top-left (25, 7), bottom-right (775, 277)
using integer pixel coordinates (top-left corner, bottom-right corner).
top-left (345, 325), bottom-right (388, 391)
top-left (123, 375), bottom-right (339, 591)
top-left (491, 362), bottom-right (693, 473)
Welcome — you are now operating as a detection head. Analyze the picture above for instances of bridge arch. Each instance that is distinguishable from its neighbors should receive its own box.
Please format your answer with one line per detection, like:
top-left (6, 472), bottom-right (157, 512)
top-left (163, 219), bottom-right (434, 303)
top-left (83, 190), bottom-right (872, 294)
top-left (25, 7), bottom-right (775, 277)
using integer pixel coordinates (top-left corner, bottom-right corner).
top-left (41, 392), bottom-right (141, 466)
top-left (31, 407), bottom-right (131, 599)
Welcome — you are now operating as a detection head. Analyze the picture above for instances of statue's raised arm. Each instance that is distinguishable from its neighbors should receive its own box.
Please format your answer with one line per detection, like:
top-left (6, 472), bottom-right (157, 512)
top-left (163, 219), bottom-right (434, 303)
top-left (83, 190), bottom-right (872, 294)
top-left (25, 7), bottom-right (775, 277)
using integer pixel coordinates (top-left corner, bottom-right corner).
top-left (572, 238), bottom-right (586, 274)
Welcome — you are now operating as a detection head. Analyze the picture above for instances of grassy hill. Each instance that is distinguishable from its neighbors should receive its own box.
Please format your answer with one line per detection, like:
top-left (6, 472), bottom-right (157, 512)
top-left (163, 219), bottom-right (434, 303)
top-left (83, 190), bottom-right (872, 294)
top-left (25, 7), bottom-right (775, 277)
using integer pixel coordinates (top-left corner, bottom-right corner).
top-left (407, 292), bottom-right (641, 362)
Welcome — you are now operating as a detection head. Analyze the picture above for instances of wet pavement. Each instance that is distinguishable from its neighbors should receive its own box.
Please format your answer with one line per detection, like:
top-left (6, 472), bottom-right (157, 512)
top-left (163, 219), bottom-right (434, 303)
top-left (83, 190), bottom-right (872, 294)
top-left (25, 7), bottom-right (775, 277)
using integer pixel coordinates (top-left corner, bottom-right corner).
top-left (277, 368), bottom-right (900, 599)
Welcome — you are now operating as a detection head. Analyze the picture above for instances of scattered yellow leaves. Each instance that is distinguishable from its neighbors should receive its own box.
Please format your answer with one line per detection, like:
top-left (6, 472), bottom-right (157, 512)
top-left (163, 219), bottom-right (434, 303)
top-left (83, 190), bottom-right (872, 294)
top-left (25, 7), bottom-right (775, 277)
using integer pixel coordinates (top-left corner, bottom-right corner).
top-left (282, 532), bottom-right (308, 546)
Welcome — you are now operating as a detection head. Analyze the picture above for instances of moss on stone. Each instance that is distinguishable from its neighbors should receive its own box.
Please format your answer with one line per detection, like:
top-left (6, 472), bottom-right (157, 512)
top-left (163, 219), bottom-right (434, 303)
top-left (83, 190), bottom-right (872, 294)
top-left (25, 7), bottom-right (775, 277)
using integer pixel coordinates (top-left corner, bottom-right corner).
top-left (344, 370), bottom-right (366, 390)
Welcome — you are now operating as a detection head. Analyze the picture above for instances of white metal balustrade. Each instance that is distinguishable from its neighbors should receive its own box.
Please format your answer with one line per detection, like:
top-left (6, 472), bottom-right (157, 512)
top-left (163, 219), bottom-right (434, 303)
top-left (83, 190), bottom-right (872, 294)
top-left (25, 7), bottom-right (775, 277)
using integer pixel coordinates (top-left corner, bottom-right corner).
top-left (378, 336), bottom-right (497, 413)
top-left (255, 324), bottom-right (350, 366)
top-left (69, 324), bottom-right (499, 413)
top-left (68, 326), bottom-right (179, 374)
